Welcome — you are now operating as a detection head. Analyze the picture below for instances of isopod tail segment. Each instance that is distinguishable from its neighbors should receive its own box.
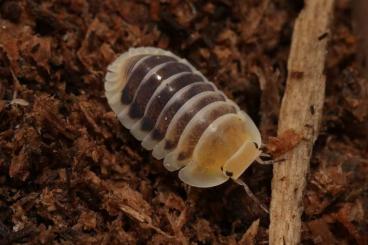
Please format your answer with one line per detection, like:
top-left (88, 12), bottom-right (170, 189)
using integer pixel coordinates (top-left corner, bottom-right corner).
top-left (104, 47), bottom-right (267, 211)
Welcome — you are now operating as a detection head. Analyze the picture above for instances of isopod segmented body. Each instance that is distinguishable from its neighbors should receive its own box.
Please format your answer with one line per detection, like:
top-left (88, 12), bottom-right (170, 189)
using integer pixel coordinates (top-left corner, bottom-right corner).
top-left (105, 47), bottom-right (262, 188)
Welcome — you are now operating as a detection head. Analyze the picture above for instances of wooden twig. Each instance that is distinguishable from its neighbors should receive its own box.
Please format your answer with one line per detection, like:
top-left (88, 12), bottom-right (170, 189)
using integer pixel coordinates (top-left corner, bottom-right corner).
top-left (269, 1), bottom-right (335, 245)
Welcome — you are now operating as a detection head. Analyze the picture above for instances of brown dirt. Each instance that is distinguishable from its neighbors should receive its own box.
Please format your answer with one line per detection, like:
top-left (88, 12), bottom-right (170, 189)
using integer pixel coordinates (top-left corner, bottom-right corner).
top-left (0, 0), bottom-right (366, 244)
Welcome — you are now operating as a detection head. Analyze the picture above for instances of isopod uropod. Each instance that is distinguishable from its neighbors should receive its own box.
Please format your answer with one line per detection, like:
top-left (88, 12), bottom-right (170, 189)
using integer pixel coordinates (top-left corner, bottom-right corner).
top-left (104, 47), bottom-right (262, 188)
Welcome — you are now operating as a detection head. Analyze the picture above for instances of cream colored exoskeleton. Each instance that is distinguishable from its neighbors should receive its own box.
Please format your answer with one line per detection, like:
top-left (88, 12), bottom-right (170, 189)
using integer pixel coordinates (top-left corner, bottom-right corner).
top-left (105, 47), bottom-right (262, 188)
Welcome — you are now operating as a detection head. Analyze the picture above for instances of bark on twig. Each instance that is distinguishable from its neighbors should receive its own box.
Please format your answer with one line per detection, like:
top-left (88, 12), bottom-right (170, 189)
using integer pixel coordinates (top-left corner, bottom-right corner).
top-left (269, 1), bottom-right (335, 244)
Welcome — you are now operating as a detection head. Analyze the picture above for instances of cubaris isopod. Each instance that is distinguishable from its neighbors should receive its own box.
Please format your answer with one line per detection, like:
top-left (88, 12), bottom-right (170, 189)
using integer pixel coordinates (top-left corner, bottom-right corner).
top-left (104, 47), bottom-right (263, 190)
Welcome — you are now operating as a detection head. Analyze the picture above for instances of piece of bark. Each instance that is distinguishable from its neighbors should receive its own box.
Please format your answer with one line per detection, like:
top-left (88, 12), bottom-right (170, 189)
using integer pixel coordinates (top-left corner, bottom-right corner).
top-left (239, 219), bottom-right (260, 245)
top-left (269, 1), bottom-right (335, 245)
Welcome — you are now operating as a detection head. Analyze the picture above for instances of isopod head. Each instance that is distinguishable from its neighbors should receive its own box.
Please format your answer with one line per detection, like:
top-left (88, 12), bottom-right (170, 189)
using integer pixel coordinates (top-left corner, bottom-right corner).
top-left (105, 47), bottom-right (262, 188)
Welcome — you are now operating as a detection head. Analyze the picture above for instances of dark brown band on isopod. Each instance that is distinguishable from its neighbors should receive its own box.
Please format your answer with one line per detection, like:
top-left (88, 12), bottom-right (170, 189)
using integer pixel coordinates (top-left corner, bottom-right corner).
top-left (121, 55), bottom-right (147, 80)
top-left (121, 55), bottom-right (176, 105)
top-left (176, 103), bottom-right (237, 161)
top-left (164, 92), bottom-right (226, 151)
top-left (128, 61), bottom-right (192, 119)
top-left (140, 73), bottom-right (204, 132)
top-left (150, 82), bottom-right (215, 141)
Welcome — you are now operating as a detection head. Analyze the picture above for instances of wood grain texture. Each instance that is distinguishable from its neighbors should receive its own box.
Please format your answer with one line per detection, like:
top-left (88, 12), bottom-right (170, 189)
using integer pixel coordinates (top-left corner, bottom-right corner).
top-left (269, 1), bottom-right (335, 244)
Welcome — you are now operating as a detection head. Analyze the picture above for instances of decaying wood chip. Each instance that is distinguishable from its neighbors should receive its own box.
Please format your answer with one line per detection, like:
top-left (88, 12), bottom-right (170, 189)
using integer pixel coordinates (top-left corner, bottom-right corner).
top-left (266, 129), bottom-right (302, 157)
top-left (83, 170), bottom-right (174, 239)
top-left (239, 219), bottom-right (260, 245)
top-left (10, 98), bottom-right (29, 106)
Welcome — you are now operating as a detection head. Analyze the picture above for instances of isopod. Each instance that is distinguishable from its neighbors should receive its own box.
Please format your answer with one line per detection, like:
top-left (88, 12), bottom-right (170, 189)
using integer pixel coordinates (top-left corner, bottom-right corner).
top-left (105, 47), bottom-right (262, 189)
